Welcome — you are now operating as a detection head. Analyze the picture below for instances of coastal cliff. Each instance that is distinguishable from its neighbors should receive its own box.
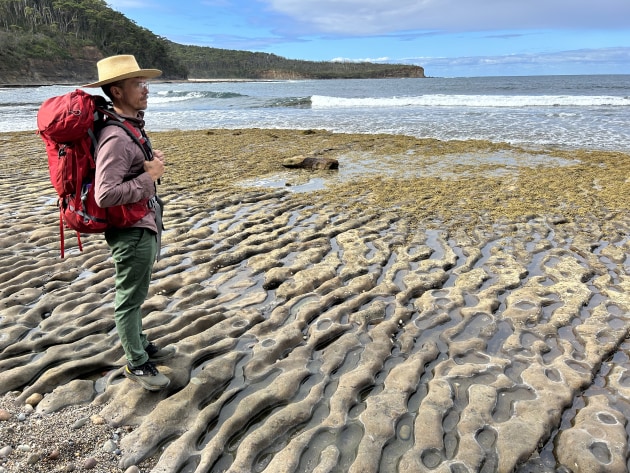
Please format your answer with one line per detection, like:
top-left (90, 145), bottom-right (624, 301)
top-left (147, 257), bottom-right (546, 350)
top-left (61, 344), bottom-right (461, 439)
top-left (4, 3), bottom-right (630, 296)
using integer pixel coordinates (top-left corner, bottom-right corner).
top-left (0, 46), bottom-right (103, 86)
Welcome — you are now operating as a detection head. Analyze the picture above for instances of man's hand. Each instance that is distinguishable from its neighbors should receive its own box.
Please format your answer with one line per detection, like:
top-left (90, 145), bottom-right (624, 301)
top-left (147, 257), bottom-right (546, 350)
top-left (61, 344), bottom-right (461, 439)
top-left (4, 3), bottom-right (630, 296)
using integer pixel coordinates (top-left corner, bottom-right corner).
top-left (144, 149), bottom-right (165, 182)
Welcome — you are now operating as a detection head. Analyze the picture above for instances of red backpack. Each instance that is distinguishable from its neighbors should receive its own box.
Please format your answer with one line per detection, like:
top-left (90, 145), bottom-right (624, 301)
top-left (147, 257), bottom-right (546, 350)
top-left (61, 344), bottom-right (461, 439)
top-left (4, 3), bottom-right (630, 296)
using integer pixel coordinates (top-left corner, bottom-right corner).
top-left (37, 89), bottom-right (152, 257)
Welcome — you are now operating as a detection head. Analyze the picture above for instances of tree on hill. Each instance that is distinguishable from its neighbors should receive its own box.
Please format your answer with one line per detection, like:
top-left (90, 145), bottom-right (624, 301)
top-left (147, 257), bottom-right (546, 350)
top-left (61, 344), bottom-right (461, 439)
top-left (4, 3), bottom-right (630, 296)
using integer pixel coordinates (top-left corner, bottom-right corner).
top-left (0, 0), bottom-right (187, 79)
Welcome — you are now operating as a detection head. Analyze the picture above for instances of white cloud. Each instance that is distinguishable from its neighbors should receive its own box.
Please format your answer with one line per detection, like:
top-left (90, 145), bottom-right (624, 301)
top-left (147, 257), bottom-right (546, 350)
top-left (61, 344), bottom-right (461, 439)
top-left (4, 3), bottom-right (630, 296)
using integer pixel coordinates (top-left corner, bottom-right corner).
top-left (265, 0), bottom-right (630, 35)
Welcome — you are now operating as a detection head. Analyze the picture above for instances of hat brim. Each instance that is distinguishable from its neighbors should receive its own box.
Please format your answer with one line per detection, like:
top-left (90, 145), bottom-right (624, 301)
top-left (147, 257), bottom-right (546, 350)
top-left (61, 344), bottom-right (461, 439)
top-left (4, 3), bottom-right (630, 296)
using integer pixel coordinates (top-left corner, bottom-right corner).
top-left (83, 68), bottom-right (162, 88)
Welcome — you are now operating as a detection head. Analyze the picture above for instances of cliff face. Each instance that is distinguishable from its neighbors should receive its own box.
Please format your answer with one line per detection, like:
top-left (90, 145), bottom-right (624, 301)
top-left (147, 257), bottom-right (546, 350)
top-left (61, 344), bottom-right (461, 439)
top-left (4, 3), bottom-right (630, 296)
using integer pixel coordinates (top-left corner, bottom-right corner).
top-left (257, 70), bottom-right (311, 80)
top-left (0, 46), bottom-right (103, 86)
top-left (383, 66), bottom-right (425, 78)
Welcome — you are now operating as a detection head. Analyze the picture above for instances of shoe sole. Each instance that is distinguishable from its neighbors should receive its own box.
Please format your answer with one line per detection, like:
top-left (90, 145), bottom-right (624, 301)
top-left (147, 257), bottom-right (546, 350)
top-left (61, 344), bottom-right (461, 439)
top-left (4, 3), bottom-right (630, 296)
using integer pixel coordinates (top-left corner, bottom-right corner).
top-left (124, 370), bottom-right (170, 391)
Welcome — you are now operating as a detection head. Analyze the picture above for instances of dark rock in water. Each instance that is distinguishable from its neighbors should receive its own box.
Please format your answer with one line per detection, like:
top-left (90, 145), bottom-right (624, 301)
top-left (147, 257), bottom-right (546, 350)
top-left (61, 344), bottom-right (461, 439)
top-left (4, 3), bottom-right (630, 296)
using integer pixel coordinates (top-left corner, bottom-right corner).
top-left (282, 155), bottom-right (339, 170)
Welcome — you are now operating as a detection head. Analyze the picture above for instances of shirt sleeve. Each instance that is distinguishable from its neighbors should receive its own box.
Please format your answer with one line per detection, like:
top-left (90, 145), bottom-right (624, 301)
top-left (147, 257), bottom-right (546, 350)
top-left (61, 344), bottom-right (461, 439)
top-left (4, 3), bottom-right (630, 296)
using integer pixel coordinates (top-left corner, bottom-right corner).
top-left (94, 127), bottom-right (155, 208)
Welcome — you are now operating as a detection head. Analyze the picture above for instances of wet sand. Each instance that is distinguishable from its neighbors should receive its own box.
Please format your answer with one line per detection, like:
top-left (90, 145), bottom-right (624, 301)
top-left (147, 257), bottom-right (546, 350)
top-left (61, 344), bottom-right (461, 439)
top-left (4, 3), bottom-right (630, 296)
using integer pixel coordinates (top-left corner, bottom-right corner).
top-left (1, 129), bottom-right (630, 473)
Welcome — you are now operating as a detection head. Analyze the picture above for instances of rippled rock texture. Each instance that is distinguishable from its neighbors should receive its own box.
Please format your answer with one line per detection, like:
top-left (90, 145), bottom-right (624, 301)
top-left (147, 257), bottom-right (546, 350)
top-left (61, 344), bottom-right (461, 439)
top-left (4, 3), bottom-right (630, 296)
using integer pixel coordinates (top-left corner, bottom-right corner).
top-left (1, 130), bottom-right (630, 473)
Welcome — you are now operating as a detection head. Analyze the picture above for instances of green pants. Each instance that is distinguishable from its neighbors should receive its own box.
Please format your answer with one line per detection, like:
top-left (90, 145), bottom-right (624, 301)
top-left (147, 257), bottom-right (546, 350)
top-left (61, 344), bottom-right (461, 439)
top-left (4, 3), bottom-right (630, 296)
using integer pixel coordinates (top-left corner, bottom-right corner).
top-left (105, 227), bottom-right (157, 367)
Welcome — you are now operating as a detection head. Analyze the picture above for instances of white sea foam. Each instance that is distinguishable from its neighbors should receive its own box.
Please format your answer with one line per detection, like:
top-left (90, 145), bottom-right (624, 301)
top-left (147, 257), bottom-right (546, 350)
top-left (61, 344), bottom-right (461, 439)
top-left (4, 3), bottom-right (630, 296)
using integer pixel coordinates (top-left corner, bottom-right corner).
top-left (150, 91), bottom-right (206, 104)
top-left (311, 94), bottom-right (630, 108)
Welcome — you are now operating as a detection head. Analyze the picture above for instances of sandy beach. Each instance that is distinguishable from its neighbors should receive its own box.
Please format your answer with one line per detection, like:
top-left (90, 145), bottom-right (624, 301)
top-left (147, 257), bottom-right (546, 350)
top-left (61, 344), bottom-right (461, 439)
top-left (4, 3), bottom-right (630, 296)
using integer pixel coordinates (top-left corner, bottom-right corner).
top-left (1, 128), bottom-right (630, 473)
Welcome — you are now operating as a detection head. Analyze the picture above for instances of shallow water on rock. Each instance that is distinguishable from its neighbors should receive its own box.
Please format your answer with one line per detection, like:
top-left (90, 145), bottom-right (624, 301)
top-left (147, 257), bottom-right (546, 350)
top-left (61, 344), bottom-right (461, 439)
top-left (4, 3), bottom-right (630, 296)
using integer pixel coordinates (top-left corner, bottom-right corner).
top-left (239, 150), bottom-right (578, 192)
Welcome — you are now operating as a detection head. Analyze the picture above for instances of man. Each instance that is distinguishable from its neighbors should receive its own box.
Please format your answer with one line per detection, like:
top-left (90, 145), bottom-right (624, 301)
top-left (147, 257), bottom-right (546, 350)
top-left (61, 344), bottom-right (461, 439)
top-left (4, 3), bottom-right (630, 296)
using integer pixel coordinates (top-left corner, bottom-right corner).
top-left (84, 55), bottom-right (174, 391)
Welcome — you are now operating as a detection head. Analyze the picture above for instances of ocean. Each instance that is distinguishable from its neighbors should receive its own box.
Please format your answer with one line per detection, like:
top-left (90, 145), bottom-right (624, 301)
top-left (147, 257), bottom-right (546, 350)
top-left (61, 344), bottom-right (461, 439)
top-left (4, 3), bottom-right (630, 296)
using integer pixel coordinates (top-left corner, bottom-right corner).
top-left (2, 74), bottom-right (629, 151)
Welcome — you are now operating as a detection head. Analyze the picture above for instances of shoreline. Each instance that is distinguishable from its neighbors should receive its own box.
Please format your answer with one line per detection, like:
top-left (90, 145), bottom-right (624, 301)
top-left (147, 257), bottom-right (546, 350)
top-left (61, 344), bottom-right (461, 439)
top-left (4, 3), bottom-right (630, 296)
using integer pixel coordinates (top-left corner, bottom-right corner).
top-left (1, 128), bottom-right (630, 472)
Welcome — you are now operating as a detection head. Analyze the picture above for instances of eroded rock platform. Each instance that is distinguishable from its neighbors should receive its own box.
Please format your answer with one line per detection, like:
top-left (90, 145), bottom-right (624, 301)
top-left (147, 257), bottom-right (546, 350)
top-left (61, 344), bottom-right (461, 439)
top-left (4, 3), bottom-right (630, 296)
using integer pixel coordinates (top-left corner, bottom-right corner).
top-left (1, 130), bottom-right (630, 473)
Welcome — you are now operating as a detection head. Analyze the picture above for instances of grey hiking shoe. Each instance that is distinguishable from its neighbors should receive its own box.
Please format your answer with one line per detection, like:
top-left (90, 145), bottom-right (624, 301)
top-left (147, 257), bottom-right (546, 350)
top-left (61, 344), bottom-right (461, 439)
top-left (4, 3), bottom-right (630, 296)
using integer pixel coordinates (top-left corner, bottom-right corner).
top-left (146, 343), bottom-right (176, 362)
top-left (124, 361), bottom-right (170, 391)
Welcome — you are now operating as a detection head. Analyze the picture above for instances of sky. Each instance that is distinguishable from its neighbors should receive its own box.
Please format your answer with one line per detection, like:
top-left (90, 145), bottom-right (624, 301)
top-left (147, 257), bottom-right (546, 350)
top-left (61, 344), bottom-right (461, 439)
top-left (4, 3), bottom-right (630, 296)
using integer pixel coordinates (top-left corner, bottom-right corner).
top-left (106, 0), bottom-right (630, 77)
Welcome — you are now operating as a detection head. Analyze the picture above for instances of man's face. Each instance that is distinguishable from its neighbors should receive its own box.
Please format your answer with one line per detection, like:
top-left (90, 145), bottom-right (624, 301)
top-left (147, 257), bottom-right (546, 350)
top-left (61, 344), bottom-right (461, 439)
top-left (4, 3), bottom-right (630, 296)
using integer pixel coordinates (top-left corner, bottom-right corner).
top-left (114, 77), bottom-right (150, 113)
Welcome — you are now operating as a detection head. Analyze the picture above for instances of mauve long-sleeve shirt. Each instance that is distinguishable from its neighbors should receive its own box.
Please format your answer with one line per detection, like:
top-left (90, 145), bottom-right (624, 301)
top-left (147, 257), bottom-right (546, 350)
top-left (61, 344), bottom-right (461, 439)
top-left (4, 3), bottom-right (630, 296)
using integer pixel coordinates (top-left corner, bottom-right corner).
top-left (94, 113), bottom-right (157, 233)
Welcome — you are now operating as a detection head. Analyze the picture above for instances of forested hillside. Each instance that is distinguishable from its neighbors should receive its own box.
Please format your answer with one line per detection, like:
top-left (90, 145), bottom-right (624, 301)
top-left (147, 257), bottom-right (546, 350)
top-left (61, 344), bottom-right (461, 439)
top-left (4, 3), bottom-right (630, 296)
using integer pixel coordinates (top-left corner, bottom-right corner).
top-left (0, 0), bottom-right (424, 84)
top-left (0, 0), bottom-right (187, 83)
top-left (169, 43), bottom-right (425, 80)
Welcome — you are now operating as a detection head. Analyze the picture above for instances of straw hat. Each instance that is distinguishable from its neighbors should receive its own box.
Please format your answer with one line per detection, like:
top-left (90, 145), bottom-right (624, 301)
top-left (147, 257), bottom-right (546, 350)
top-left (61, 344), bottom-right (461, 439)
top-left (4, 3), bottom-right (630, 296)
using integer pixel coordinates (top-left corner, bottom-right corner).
top-left (83, 55), bottom-right (162, 88)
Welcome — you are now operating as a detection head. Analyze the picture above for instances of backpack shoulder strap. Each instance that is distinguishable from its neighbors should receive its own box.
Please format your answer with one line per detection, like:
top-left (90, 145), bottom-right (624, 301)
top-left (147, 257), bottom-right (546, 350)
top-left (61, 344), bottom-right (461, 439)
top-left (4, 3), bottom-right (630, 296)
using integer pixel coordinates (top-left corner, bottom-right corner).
top-left (97, 108), bottom-right (152, 161)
